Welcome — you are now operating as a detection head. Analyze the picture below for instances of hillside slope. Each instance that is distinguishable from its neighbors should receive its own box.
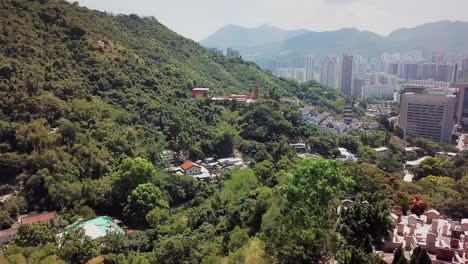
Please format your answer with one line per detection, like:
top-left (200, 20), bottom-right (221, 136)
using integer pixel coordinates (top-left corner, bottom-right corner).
top-left (0, 0), bottom-right (345, 193)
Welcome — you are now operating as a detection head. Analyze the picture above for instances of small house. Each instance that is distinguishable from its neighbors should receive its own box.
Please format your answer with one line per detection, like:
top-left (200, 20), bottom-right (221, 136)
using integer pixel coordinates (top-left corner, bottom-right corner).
top-left (0, 228), bottom-right (17, 245)
top-left (63, 216), bottom-right (124, 240)
top-left (181, 161), bottom-right (202, 175)
top-left (374, 147), bottom-right (389, 159)
top-left (20, 211), bottom-right (59, 227)
top-left (290, 143), bottom-right (307, 154)
top-left (178, 161), bottom-right (211, 181)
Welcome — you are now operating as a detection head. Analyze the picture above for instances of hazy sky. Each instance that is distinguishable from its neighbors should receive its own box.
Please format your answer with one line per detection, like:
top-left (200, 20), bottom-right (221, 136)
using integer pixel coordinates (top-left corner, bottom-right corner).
top-left (74, 0), bottom-right (468, 41)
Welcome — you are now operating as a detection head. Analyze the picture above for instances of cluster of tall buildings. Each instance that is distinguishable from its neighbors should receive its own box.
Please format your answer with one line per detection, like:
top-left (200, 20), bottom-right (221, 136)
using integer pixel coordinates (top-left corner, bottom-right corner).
top-left (226, 48), bottom-right (240, 57)
top-left (207, 47), bottom-right (240, 57)
top-left (254, 56), bottom-right (315, 82)
top-left (317, 53), bottom-right (461, 99)
top-left (379, 62), bottom-right (457, 82)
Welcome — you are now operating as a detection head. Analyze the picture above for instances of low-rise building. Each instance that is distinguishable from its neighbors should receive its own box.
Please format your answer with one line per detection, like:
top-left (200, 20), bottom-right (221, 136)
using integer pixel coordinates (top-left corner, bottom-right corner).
top-left (337, 148), bottom-right (356, 161)
top-left (20, 211), bottom-right (59, 227)
top-left (175, 161), bottom-right (212, 181)
top-left (405, 156), bottom-right (430, 168)
top-left (290, 143), bottom-right (307, 154)
top-left (191, 88), bottom-right (210, 98)
top-left (374, 147), bottom-right (389, 159)
top-left (0, 228), bottom-right (18, 245)
top-left (63, 216), bottom-right (124, 240)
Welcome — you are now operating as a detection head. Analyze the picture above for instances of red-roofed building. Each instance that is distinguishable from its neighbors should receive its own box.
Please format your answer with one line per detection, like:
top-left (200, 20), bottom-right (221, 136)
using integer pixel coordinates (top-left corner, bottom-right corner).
top-left (20, 211), bottom-right (59, 227)
top-left (180, 161), bottom-right (201, 175)
top-left (0, 228), bottom-right (18, 244)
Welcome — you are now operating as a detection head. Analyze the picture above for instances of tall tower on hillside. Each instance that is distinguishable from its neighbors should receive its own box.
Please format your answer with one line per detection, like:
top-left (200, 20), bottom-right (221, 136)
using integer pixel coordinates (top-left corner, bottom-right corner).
top-left (252, 84), bottom-right (259, 100)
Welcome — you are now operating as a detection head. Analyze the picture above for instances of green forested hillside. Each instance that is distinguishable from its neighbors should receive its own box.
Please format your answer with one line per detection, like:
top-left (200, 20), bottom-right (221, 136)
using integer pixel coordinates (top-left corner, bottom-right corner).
top-left (0, 0), bottom-right (306, 180)
top-left (4, 1), bottom-right (466, 264)
top-left (0, 0), bottom-right (352, 220)
top-left (0, 0), bottom-right (355, 185)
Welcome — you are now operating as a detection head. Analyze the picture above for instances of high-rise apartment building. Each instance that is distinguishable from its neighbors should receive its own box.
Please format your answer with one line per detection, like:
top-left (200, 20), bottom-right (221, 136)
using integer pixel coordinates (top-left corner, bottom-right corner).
top-left (293, 68), bottom-right (306, 82)
top-left (320, 57), bottom-right (338, 89)
top-left (399, 93), bottom-right (456, 144)
top-left (339, 56), bottom-right (354, 95)
top-left (462, 58), bottom-right (468, 73)
top-left (402, 63), bottom-right (419, 80)
top-left (421, 63), bottom-right (438, 80)
top-left (226, 48), bottom-right (240, 57)
top-left (453, 83), bottom-right (468, 124)
top-left (352, 78), bottom-right (365, 98)
top-left (208, 48), bottom-right (223, 55)
top-left (304, 56), bottom-right (314, 81)
top-left (436, 64), bottom-right (456, 82)
top-left (388, 63), bottom-right (399, 76)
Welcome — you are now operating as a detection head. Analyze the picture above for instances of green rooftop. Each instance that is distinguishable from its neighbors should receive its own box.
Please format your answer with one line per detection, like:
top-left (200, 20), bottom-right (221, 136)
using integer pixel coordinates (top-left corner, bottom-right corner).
top-left (65, 216), bottom-right (124, 239)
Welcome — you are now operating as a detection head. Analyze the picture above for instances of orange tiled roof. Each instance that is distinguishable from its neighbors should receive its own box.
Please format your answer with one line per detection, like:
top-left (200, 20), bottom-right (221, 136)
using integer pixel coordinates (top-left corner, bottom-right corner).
top-left (181, 161), bottom-right (200, 171)
top-left (21, 211), bottom-right (57, 224)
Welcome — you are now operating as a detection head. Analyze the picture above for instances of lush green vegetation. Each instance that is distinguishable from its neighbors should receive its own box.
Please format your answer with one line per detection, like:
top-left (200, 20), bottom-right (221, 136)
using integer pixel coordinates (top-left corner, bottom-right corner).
top-left (0, 1), bottom-right (467, 263)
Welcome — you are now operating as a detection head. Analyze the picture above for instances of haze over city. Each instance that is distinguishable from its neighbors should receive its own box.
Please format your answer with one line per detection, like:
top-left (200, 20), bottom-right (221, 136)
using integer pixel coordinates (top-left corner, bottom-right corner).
top-left (73, 0), bottom-right (468, 41)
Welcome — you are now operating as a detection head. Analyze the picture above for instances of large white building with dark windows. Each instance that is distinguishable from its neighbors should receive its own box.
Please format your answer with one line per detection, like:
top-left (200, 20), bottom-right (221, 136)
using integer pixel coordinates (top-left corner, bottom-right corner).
top-left (399, 93), bottom-right (456, 144)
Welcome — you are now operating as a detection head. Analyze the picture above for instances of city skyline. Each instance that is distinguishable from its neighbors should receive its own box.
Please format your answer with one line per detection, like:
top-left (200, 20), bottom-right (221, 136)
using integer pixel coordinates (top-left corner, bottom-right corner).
top-left (72, 0), bottom-right (468, 41)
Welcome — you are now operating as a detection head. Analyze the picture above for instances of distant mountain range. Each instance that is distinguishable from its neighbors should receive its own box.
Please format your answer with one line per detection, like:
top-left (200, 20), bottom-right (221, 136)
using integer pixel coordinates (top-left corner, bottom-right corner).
top-left (200, 20), bottom-right (468, 59)
top-left (200, 24), bottom-right (308, 49)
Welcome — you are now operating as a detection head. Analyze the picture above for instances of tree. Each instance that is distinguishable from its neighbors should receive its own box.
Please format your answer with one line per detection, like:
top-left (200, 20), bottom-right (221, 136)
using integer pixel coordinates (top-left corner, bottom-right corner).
top-left (367, 130), bottom-right (390, 148)
top-left (409, 246), bottom-right (432, 264)
top-left (227, 226), bottom-right (249, 252)
top-left (392, 246), bottom-right (408, 264)
top-left (338, 193), bottom-right (394, 252)
top-left (339, 135), bottom-right (362, 154)
top-left (214, 121), bottom-right (239, 157)
top-left (124, 183), bottom-right (169, 225)
top-left (146, 207), bottom-right (170, 229)
top-left (357, 146), bottom-right (377, 164)
top-left (99, 231), bottom-right (129, 255)
top-left (284, 158), bottom-right (354, 206)
top-left (58, 228), bottom-right (99, 264)
top-left (5, 243), bottom-right (67, 264)
top-left (113, 157), bottom-right (158, 197)
top-left (253, 160), bottom-right (275, 185)
top-left (2, 195), bottom-right (28, 218)
top-left (378, 154), bottom-right (403, 173)
top-left (410, 156), bottom-right (453, 180)
top-left (0, 210), bottom-right (13, 229)
top-left (127, 231), bottom-right (152, 252)
top-left (338, 246), bottom-right (386, 264)
top-left (262, 158), bottom-right (354, 263)
top-left (306, 134), bottom-right (338, 157)
top-left (409, 196), bottom-right (428, 216)
top-left (13, 223), bottom-right (56, 247)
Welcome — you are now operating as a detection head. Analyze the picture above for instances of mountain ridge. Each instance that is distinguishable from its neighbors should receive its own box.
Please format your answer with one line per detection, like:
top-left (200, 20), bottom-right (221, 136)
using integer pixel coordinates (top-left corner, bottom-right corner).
top-left (200, 24), bottom-right (309, 49)
top-left (202, 20), bottom-right (468, 58)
